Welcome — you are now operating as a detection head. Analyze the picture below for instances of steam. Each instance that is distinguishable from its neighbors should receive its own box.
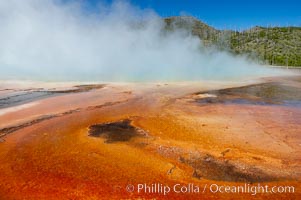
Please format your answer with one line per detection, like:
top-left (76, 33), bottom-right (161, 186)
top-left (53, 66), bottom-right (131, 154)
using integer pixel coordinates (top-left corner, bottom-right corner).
top-left (0, 0), bottom-right (282, 81)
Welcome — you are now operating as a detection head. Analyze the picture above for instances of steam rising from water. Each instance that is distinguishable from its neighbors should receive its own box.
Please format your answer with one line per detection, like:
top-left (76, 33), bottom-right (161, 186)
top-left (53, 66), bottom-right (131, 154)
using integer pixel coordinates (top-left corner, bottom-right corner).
top-left (0, 0), bottom-right (282, 81)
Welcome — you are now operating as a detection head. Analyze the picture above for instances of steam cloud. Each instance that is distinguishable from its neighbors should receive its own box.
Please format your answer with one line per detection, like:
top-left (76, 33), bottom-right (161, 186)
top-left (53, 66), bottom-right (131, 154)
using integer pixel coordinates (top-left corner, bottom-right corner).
top-left (0, 0), bottom-right (281, 81)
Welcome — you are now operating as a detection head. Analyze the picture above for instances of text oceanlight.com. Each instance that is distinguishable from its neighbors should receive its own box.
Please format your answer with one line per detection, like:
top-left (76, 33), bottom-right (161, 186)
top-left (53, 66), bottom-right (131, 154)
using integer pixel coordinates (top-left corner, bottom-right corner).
top-left (125, 183), bottom-right (295, 195)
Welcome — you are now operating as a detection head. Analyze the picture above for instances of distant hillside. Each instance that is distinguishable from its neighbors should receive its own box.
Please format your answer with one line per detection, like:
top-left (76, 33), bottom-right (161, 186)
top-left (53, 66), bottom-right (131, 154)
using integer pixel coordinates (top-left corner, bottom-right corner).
top-left (164, 16), bottom-right (301, 67)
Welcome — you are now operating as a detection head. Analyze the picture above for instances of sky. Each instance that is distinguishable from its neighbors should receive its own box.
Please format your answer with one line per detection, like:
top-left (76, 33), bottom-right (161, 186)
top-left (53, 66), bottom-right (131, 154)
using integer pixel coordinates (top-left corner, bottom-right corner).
top-left (85, 0), bottom-right (301, 30)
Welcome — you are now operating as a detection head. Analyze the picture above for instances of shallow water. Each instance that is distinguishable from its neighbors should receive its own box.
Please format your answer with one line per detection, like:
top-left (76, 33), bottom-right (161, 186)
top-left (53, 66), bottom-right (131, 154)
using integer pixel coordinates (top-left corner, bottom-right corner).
top-left (0, 84), bottom-right (105, 109)
top-left (0, 91), bottom-right (56, 109)
top-left (196, 81), bottom-right (301, 107)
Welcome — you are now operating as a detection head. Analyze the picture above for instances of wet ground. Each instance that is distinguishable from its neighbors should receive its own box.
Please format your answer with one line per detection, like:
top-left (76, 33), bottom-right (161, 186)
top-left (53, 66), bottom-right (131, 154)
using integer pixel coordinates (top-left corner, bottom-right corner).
top-left (194, 82), bottom-right (301, 107)
top-left (0, 76), bottom-right (300, 199)
top-left (88, 119), bottom-right (147, 143)
top-left (179, 153), bottom-right (278, 183)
